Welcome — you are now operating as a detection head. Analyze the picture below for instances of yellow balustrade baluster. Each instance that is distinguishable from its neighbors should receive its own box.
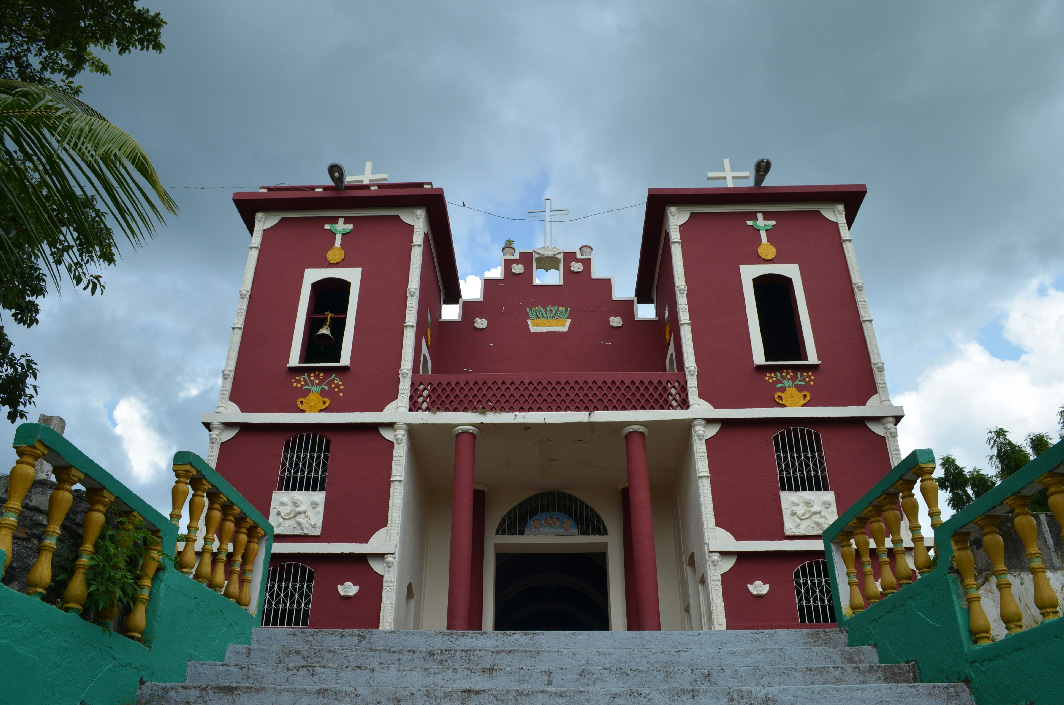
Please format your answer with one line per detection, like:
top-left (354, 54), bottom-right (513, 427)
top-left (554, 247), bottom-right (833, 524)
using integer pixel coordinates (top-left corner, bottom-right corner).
top-left (63, 486), bottom-right (115, 613)
top-left (97, 511), bottom-right (139, 626)
top-left (211, 503), bottom-right (239, 592)
top-left (881, 491), bottom-right (909, 587)
top-left (867, 503), bottom-right (897, 596)
top-left (973, 514), bottom-right (1023, 634)
top-left (914, 463), bottom-right (942, 553)
top-left (26, 466), bottom-right (84, 597)
top-left (952, 531), bottom-right (992, 644)
top-left (170, 464), bottom-right (195, 529)
top-left (897, 478), bottom-right (932, 574)
top-left (1005, 495), bottom-right (1060, 621)
top-left (179, 477), bottom-right (209, 575)
top-left (852, 518), bottom-right (880, 604)
top-left (194, 490), bottom-right (225, 584)
top-left (125, 529), bottom-right (162, 641)
top-left (239, 527), bottom-right (265, 609)
top-left (1038, 472), bottom-right (1064, 543)
top-left (0, 442), bottom-right (47, 576)
top-left (837, 529), bottom-right (864, 614)
top-left (224, 517), bottom-right (252, 602)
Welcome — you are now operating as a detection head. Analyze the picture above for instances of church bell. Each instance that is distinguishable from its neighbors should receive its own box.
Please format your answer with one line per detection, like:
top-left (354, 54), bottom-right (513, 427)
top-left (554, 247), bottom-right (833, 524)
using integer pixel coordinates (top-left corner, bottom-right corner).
top-left (312, 312), bottom-right (335, 347)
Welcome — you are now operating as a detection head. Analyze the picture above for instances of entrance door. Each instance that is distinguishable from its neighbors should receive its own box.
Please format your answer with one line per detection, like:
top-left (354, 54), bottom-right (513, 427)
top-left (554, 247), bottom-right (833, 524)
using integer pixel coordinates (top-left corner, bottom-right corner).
top-left (494, 552), bottom-right (609, 630)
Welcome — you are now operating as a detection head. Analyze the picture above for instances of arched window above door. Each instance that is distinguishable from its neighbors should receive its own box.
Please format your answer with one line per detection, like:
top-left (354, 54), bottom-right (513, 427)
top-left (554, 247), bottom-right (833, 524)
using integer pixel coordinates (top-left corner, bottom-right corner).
top-left (495, 490), bottom-right (607, 536)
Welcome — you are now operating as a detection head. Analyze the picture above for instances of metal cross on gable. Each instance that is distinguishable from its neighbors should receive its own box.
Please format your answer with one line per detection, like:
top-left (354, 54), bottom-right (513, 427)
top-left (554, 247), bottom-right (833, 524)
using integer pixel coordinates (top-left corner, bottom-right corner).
top-left (345, 161), bottom-right (389, 184)
top-left (527, 198), bottom-right (569, 247)
top-left (707, 158), bottom-right (750, 187)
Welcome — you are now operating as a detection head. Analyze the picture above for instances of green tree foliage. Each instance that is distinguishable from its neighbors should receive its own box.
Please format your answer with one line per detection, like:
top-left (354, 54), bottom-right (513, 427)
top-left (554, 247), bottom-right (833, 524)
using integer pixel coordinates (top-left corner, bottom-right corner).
top-left (0, 2), bottom-right (173, 422)
top-left (938, 407), bottom-right (1063, 512)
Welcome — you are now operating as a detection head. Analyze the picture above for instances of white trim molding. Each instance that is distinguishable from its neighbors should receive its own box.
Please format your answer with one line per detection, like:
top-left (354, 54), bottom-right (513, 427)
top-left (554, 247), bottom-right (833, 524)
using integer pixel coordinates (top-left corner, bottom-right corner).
top-left (738, 263), bottom-right (819, 366)
top-left (380, 422), bottom-right (409, 630)
top-left (395, 209), bottom-right (427, 412)
top-left (270, 542), bottom-right (397, 554)
top-left (666, 207), bottom-right (707, 408)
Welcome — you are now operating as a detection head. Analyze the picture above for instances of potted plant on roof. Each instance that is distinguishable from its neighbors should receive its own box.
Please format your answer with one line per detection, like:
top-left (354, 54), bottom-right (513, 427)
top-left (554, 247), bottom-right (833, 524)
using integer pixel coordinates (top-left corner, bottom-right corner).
top-left (502, 239), bottom-right (516, 257)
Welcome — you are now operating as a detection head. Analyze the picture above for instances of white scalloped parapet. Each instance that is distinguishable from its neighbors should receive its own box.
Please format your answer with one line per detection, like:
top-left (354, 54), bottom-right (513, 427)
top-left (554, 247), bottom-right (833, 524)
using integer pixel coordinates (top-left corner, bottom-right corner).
top-left (474, 318), bottom-right (487, 329)
top-left (609, 316), bottom-right (622, 328)
top-left (779, 491), bottom-right (837, 536)
top-left (270, 491), bottom-right (326, 535)
top-left (511, 263), bottom-right (525, 274)
top-left (570, 261), bottom-right (583, 272)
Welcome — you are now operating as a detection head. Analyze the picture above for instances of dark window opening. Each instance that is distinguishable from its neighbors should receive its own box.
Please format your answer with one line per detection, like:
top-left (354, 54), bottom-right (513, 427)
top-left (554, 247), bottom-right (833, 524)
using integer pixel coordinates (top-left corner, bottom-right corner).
top-left (794, 559), bottom-right (835, 624)
top-left (774, 427), bottom-right (829, 492)
top-left (495, 552), bottom-right (609, 630)
top-left (301, 280), bottom-right (350, 364)
top-left (261, 562), bottom-right (314, 627)
top-left (276, 433), bottom-right (330, 492)
top-left (753, 275), bottom-right (805, 362)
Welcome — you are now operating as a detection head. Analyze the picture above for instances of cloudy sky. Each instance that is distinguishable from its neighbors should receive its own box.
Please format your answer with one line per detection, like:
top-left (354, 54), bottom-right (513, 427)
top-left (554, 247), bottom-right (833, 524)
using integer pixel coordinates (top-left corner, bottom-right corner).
top-left (4, 2), bottom-right (1064, 515)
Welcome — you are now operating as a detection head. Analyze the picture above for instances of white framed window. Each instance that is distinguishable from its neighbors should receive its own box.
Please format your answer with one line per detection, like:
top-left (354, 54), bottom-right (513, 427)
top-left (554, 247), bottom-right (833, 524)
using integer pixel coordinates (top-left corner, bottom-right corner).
top-left (739, 264), bottom-right (819, 365)
top-left (774, 427), bottom-right (829, 492)
top-left (276, 433), bottom-right (330, 492)
top-left (261, 562), bottom-right (315, 627)
top-left (793, 559), bottom-right (835, 624)
top-left (288, 269), bottom-right (361, 367)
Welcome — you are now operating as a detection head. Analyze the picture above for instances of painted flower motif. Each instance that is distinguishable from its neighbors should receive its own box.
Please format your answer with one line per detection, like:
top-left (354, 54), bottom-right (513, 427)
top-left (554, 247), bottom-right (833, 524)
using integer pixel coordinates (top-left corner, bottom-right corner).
top-left (292, 372), bottom-right (345, 395)
top-left (511, 263), bottom-right (525, 274)
top-left (764, 369), bottom-right (814, 388)
top-left (570, 261), bottom-right (584, 272)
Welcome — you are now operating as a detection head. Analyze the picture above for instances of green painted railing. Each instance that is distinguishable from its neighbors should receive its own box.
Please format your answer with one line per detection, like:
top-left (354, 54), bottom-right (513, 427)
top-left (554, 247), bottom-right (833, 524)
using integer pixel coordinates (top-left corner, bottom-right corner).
top-left (0, 423), bottom-right (273, 705)
top-left (823, 441), bottom-right (1064, 705)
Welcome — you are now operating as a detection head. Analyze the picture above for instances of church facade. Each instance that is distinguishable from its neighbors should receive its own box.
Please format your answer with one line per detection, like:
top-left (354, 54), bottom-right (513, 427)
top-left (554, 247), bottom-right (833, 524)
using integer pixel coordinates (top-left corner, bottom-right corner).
top-left (203, 173), bottom-right (904, 631)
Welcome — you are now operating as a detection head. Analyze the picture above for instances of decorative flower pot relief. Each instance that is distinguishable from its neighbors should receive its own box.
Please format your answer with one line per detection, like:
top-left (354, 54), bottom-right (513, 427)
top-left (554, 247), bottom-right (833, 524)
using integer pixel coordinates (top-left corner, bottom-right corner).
top-left (293, 372), bottom-right (345, 413)
top-left (765, 370), bottom-right (814, 407)
top-left (502, 239), bottom-right (516, 257)
top-left (527, 305), bottom-right (571, 332)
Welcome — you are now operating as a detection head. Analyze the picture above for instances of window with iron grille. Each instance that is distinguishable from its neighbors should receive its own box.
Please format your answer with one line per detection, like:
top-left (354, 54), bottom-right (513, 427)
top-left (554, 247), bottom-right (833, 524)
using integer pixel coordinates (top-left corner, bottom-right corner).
top-left (261, 562), bottom-right (315, 627)
top-left (774, 427), bottom-right (829, 492)
top-left (793, 558), bottom-right (836, 624)
top-left (495, 491), bottom-right (607, 536)
top-left (276, 433), bottom-right (330, 492)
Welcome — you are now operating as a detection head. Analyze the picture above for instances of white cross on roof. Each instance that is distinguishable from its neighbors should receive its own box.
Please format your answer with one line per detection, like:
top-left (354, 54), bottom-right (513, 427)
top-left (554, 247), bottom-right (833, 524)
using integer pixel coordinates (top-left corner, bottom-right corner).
top-left (527, 198), bottom-right (569, 247)
top-left (346, 161), bottom-right (389, 184)
top-left (707, 158), bottom-right (750, 187)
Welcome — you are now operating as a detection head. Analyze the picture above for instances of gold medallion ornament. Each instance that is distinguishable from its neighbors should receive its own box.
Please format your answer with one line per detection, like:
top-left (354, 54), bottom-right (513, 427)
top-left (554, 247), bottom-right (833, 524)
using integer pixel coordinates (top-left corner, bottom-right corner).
top-left (746, 212), bottom-right (777, 261)
top-left (765, 369), bottom-right (814, 407)
top-left (324, 218), bottom-right (353, 264)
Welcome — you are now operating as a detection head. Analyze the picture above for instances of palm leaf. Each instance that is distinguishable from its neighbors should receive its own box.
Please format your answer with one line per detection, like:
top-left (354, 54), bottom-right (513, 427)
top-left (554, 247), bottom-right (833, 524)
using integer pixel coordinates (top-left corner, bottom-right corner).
top-left (0, 79), bottom-right (177, 288)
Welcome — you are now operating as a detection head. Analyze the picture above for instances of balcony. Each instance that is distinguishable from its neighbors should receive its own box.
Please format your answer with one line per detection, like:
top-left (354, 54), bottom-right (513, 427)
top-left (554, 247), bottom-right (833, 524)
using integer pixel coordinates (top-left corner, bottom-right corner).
top-left (408, 373), bottom-right (689, 413)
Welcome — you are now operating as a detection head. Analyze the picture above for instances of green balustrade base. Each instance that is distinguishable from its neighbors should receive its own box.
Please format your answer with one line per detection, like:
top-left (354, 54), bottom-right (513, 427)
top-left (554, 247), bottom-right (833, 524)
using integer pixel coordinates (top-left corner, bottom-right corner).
top-left (0, 567), bottom-right (257, 705)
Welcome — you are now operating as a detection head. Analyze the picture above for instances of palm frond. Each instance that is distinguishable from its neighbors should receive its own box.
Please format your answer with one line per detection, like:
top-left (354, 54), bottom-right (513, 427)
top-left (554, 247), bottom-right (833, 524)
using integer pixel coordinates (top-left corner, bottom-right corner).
top-left (0, 79), bottom-right (177, 288)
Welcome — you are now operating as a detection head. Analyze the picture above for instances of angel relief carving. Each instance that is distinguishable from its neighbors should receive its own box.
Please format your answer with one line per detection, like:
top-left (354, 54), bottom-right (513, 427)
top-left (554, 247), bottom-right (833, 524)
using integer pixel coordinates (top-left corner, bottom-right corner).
top-left (780, 491), bottom-right (837, 536)
top-left (270, 491), bottom-right (326, 535)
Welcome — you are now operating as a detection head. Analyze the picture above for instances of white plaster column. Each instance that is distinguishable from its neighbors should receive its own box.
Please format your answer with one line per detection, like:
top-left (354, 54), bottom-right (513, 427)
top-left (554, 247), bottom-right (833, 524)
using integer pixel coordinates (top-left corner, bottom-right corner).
top-left (396, 209), bottom-right (426, 413)
top-left (691, 419), bottom-right (726, 629)
top-left (206, 211), bottom-right (274, 466)
top-left (825, 205), bottom-right (892, 405)
top-left (666, 207), bottom-right (707, 408)
top-left (379, 422), bottom-right (409, 629)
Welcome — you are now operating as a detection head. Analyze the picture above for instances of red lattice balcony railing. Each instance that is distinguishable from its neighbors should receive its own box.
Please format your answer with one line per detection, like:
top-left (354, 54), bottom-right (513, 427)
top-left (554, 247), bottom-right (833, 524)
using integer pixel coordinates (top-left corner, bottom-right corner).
top-left (408, 373), bottom-right (689, 413)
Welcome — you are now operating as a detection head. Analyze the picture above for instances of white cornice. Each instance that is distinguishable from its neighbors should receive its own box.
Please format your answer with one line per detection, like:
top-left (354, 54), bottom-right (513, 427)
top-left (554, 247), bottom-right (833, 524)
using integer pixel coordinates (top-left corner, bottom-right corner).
top-left (271, 542), bottom-right (396, 555)
top-left (202, 404), bottom-right (904, 428)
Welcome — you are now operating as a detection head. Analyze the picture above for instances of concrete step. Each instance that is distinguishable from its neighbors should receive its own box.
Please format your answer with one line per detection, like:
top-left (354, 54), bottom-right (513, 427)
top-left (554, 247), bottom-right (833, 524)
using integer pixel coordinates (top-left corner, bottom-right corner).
top-left (250, 627), bottom-right (848, 651)
top-left (138, 682), bottom-right (976, 705)
top-left (224, 643), bottom-right (882, 669)
top-left (185, 660), bottom-right (918, 689)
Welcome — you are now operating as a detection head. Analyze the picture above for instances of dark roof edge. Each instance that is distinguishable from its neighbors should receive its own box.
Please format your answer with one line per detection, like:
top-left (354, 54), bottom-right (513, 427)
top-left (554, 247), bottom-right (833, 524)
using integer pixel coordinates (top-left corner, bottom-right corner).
top-left (635, 184), bottom-right (867, 302)
top-left (232, 186), bottom-right (462, 304)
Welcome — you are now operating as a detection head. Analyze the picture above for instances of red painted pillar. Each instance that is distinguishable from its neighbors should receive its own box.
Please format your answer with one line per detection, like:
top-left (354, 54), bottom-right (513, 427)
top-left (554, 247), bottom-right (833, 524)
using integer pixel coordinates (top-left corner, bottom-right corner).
top-left (470, 488), bottom-right (486, 630)
top-left (620, 487), bottom-right (640, 630)
top-left (622, 425), bottom-right (661, 630)
top-left (447, 426), bottom-right (479, 630)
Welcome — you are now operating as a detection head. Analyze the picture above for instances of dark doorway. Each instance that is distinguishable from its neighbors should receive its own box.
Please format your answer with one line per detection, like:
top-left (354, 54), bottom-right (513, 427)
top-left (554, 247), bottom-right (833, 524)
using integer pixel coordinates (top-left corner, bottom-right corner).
top-left (494, 552), bottom-right (609, 630)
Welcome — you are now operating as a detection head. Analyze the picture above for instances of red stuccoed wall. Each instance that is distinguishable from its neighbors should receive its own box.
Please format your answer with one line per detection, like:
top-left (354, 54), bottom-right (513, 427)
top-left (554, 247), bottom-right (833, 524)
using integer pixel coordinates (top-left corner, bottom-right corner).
top-left (433, 251), bottom-right (662, 374)
top-left (229, 214), bottom-right (414, 414)
top-left (706, 420), bottom-right (892, 542)
top-left (719, 552), bottom-right (835, 630)
top-left (678, 210), bottom-right (878, 409)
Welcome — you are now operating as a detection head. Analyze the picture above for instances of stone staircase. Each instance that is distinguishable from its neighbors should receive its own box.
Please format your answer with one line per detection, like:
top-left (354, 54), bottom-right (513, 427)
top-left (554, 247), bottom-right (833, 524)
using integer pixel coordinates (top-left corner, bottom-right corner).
top-left (138, 628), bottom-right (975, 705)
